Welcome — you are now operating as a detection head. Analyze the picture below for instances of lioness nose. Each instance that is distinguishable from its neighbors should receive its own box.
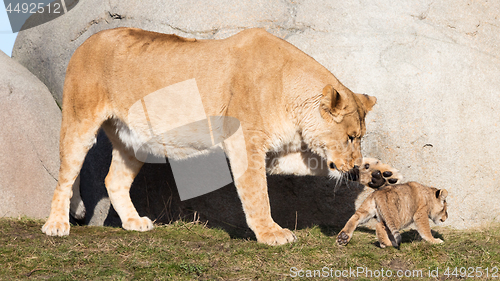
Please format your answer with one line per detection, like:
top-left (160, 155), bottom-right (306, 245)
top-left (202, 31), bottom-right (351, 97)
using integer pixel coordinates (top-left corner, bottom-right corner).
top-left (329, 162), bottom-right (337, 170)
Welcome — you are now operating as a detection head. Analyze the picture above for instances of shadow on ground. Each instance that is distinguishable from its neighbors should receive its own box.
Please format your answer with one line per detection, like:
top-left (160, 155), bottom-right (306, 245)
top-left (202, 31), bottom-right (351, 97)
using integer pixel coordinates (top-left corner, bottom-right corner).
top-left (78, 131), bottom-right (369, 240)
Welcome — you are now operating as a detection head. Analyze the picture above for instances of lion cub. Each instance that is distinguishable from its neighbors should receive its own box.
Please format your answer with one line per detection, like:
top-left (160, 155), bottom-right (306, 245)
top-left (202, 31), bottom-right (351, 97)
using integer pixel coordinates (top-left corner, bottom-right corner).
top-left (337, 182), bottom-right (448, 248)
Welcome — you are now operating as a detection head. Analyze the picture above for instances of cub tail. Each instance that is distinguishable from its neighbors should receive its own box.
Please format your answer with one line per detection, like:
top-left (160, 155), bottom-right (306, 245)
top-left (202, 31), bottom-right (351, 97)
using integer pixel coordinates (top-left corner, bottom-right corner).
top-left (391, 229), bottom-right (402, 249)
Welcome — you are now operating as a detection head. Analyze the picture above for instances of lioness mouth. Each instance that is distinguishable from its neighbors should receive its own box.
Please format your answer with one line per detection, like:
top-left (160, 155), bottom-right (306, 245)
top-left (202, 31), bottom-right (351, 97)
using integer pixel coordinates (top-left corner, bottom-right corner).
top-left (346, 166), bottom-right (360, 182)
top-left (329, 162), bottom-right (337, 170)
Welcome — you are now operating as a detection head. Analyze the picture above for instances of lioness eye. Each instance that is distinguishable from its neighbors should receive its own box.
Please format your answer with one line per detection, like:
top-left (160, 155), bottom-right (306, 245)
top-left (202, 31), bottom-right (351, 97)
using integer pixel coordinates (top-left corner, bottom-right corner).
top-left (348, 135), bottom-right (355, 142)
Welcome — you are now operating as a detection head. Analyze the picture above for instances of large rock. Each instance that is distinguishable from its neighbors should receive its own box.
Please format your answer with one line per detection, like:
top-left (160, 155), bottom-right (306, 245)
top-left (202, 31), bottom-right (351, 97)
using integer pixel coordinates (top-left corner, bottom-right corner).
top-left (0, 51), bottom-right (61, 219)
top-left (12, 0), bottom-right (500, 229)
top-left (12, 0), bottom-right (299, 105)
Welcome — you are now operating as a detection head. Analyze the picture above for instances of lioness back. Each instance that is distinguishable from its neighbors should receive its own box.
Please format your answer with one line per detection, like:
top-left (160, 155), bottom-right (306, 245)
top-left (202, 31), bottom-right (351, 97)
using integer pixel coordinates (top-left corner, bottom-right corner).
top-left (337, 182), bottom-right (448, 248)
top-left (65, 27), bottom-right (329, 127)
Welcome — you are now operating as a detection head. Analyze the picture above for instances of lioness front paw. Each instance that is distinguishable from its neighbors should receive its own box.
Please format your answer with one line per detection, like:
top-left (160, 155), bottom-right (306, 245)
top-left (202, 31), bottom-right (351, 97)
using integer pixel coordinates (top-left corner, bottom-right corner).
top-left (122, 217), bottom-right (154, 232)
top-left (42, 218), bottom-right (70, 236)
top-left (359, 158), bottom-right (402, 189)
top-left (336, 231), bottom-right (351, 246)
top-left (256, 227), bottom-right (297, 245)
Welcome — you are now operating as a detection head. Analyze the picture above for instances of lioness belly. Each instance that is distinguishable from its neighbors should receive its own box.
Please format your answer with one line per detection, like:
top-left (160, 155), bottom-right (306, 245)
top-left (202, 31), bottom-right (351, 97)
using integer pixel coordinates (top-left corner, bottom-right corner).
top-left (110, 118), bottom-right (217, 161)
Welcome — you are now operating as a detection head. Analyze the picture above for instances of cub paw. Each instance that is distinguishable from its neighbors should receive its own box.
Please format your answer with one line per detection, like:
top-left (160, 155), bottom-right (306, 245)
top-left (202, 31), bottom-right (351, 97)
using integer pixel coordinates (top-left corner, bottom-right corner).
top-left (122, 217), bottom-right (154, 232)
top-left (42, 218), bottom-right (70, 236)
top-left (256, 227), bottom-right (297, 245)
top-left (378, 242), bottom-right (387, 248)
top-left (359, 158), bottom-right (403, 189)
top-left (336, 231), bottom-right (351, 246)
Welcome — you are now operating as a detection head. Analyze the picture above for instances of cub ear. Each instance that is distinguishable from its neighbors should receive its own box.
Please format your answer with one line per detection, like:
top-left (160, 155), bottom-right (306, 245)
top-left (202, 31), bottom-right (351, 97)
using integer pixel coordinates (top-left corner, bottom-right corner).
top-left (355, 93), bottom-right (377, 113)
top-left (321, 85), bottom-right (348, 122)
top-left (435, 189), bottom-right (448, 200)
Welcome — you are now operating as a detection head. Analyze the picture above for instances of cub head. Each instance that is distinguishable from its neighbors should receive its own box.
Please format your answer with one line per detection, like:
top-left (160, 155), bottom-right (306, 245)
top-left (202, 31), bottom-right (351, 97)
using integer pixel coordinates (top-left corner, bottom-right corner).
top-left (430, 188), bottom-right (448, 224)
top-left (306, 84), bottom-right (376, 174)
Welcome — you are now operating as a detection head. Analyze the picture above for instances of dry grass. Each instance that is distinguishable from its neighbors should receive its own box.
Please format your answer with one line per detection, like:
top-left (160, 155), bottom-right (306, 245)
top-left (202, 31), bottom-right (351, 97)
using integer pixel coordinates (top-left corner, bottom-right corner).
top-left (1, 218), bottom-right (499, 280)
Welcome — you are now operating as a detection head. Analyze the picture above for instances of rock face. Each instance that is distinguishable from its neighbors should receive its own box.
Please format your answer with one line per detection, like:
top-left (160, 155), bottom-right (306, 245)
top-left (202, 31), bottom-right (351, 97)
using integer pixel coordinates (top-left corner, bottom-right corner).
top-left (12, 0), bottom-right (500, 229)
top-left (0, 51), bottom-right (61, 219)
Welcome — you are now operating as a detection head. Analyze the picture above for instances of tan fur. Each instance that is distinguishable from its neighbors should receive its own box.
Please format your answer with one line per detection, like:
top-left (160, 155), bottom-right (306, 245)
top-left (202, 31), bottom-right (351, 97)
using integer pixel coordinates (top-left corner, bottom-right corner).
top-left (41, 27), bottom-right (377, 245)
top-left (337, 182), bottom-right (448, 248)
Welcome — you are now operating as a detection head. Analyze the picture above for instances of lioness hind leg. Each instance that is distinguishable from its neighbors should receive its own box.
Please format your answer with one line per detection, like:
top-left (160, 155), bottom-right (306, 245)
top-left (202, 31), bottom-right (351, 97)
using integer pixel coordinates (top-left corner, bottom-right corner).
top-left (69, 174), bottom-right (86, 220)
top-left (42, 125), bottom-right (100, 236)
top-left (102, 123), bottom-right (152, 232)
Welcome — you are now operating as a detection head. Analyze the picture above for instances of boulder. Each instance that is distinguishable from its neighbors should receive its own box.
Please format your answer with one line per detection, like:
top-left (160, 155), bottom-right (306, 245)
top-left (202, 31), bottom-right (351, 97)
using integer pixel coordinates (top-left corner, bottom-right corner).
top-left (0, 51), bottom-right (61, 219)
top-left (12, 0), bottom-right (500, 229)
top-left (12, 0), bottom-right (299, 105)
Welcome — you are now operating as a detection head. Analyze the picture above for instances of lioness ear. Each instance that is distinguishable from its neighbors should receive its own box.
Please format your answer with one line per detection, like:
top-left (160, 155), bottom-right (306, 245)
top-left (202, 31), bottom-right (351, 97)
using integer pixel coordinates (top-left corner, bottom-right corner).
top-left (436, 189), bottom-right (448, 200)
top-left (355, 93), bottom-right (377, 113)
top-left (321, 85), bottom-right (347, 121)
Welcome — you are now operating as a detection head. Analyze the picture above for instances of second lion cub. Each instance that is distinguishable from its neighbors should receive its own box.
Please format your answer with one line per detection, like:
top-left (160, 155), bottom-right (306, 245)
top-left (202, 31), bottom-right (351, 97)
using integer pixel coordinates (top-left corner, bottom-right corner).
top-left (337, 182), bottom-right (448, 248)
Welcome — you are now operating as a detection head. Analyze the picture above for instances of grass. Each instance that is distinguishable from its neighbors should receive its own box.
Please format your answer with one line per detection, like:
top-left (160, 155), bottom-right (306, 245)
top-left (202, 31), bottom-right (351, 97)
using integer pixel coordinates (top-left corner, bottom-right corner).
top-left (1, 218), bottom-right (499, 280)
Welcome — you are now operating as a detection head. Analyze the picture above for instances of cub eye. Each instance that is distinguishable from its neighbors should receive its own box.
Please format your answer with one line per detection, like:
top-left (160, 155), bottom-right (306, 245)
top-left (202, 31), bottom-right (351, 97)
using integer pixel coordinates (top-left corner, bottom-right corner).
top-left (348, 135), bottom-right (355, 142)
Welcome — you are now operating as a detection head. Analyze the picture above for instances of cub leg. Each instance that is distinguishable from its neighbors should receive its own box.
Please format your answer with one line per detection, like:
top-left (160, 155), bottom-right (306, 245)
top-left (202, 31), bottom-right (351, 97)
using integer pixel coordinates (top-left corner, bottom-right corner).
top-left (103, 124), bottom-right (152, 232)
top-left (375, 221), bottom-right (394, 248)
top-left (377, 205), bottom-right (402, 248)
top-left (42, 125), bottom-right (100, 236)
top-left (414, 208), bottom-right (443, 244)
top-left (224, 133), bottom-right (296, 245)
top-left (337, 197), bottom-right (376, 246)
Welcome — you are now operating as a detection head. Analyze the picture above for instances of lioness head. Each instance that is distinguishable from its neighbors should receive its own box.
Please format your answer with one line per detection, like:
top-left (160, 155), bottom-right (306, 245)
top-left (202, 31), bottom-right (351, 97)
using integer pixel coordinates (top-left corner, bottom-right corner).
top-left (306, 84), bottom-right (376, 174)
top-left (430, 189), bottom-right (448, 224)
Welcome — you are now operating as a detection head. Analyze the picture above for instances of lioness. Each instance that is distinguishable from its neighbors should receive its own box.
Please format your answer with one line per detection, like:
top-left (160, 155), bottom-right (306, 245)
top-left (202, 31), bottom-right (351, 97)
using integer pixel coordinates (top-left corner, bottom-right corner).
top-left (337, 182), bottom-right (448, 248)
top-left (42, 27), bottom-right (378, 245)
